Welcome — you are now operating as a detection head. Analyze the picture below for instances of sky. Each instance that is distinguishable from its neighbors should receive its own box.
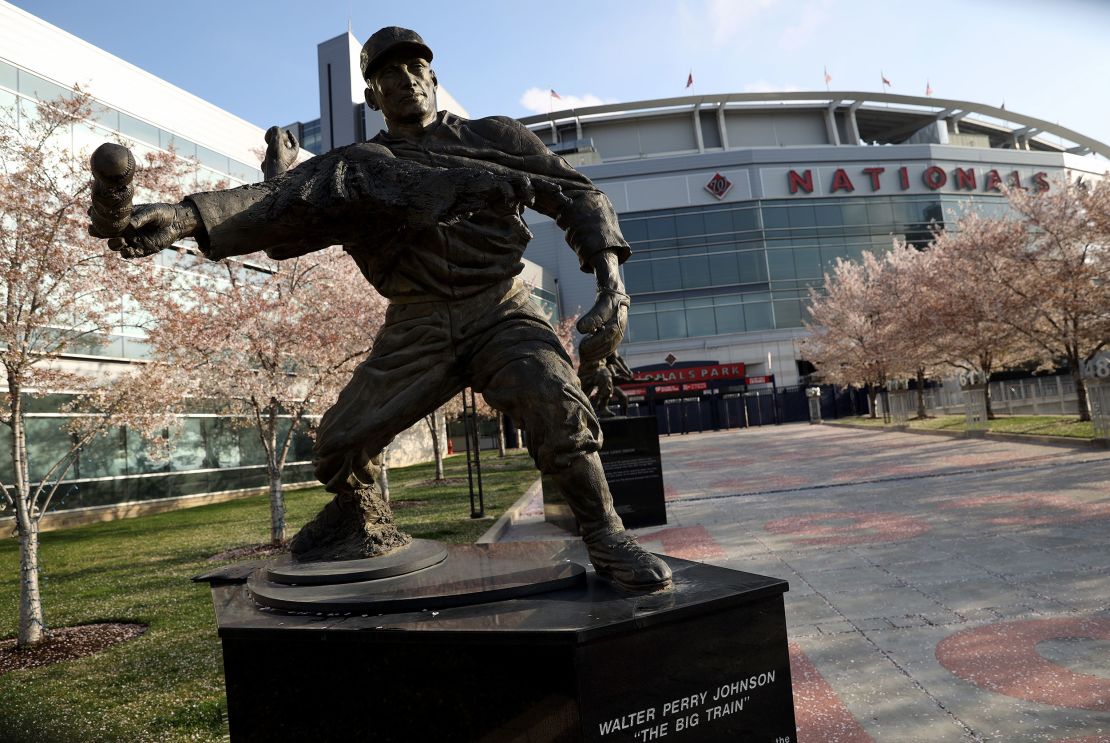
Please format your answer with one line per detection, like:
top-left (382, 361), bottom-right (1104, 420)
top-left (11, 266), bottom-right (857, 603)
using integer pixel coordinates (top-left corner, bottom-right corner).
top-left (11, 0), bottom-right (1110, 147)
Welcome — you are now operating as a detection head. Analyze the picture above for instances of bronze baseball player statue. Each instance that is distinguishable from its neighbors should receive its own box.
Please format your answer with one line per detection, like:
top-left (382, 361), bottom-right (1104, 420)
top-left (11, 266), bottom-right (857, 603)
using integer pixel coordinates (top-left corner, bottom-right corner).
top-left (90, 27), bottom-right (670, 592)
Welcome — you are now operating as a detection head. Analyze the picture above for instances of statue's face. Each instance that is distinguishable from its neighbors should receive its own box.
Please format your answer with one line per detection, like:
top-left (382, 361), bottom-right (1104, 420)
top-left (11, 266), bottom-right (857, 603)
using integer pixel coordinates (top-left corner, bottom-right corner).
top-left (370, 54), bottom-right (437, 126)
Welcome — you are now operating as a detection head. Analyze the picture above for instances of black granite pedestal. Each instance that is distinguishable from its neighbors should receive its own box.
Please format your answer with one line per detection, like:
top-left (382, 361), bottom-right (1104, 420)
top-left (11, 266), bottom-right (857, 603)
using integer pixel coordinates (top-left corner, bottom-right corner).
top-left (199, 542), bottom-right (796, 742)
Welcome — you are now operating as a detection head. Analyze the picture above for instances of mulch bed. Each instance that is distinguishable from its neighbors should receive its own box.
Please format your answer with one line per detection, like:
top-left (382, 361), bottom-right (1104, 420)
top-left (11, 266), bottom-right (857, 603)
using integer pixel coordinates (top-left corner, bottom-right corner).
top-left (0, 623), bottom-right (146, 676)
top-left (207, 542), bottom-right (288, 562)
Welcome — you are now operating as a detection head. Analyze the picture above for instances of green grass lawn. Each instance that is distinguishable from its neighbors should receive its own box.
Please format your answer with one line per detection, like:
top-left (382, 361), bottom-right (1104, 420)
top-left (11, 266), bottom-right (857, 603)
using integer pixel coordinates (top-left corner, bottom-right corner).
top-left (0, 450), bottom-right (538, 743)
top-left (827, 414), bottom-right (1096, 440)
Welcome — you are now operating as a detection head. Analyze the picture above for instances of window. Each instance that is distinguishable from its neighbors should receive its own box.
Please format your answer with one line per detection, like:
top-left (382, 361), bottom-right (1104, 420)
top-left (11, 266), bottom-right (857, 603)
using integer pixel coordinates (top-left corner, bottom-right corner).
top-left (840, 202), bottom-right (868, 233)
top-left (762, 206), bottom-right (790, 231)
top-left (623, 261), bottom-right (653, 293)
top-left (793, 247), bottom-right (822, 280)
top-left (679, 253), bottom-right (711, 289)
top-left (90, 104), bottom-right (119, 132)
top-left (118, 112), bottom-right (160, 147)
top-left (732, 208), bottom-right (758, 233)
top-left (229, 159), bottom-right (260, 183)
top-left (0, 88), bottom-right (16, 123)
top-left (656, 300), bottom-right (687, 339)
top-left (0, 60), bottom-right (16, 91)
top-left (813, 202), bottom-right (842, 227)
top-left (196, 145), bottom-right (229, 173)
top-left (685, 298), bottom-right (716, 337)
top-left (745, 301), bottom-right (773, 331)
top-left (773, 299), bottom-right (804, 328)
top-left (160, 130), bottom-right (197, 159)
top-left (788, 203), bottom-right (816, 229)
top-left (675, 212), bottom-right (705, 244)
top-left (703, 208), bottom-right (732, 235)
top-left (866, 198), bottom-right (894, 227)
top-left (17, 70), bottom-right (70, 103)
top-left (714, 300), bottom-right (745, 334)
top-left (620, 218), bottom-right (648, 244)
top-left (767, 249), bottom-right (795, 280)
top-left (650, 251), bottom-right (682, 291)
top-left (737, 250), bottom-right (767, 283)
top-left (707, 250), bottom-right (740, 285)
top-left (645, 214), bottom-right (677, 249)
top-left (628, 309), bottom-right (659, 342)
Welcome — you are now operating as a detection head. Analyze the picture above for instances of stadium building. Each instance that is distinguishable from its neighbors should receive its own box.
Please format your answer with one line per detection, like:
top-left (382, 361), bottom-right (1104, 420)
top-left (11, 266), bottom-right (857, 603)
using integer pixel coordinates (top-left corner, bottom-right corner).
top-left (516, 93), bottom-right (1109, 427)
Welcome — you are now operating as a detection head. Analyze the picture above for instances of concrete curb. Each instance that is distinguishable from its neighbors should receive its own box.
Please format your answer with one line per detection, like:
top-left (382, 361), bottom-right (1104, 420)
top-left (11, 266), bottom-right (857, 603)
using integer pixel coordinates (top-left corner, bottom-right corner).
top-left (824, 421), bottom-right (1108, 450)
top-left (476, 477), bottom-right (542, 544)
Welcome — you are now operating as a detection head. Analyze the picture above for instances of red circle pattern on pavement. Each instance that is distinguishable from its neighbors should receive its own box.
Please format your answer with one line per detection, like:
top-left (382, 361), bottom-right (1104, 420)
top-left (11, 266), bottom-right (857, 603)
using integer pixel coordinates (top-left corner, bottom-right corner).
top-left (936, 617), bottom-right (1110, 712)
top-left (763, 511), bottom-right (930, 545)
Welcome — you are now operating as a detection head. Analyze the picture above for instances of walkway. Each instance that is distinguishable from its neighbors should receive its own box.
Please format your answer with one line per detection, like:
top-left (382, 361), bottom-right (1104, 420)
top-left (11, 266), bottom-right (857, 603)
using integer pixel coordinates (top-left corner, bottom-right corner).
top-left (500, 423), bottom-right (1110, 742)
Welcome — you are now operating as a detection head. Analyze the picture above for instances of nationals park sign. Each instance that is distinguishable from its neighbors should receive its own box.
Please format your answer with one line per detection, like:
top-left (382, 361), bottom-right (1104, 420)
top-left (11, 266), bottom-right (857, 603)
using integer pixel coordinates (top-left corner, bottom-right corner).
top-left (631, 363), bottom-right (747, 384)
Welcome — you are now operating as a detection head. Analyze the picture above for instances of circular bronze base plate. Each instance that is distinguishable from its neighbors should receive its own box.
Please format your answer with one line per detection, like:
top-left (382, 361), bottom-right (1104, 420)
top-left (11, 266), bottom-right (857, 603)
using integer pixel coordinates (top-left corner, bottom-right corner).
top-left (248, 543), bottom-right (587, 614)
top-left (266, 539), bottom-right (448, 586)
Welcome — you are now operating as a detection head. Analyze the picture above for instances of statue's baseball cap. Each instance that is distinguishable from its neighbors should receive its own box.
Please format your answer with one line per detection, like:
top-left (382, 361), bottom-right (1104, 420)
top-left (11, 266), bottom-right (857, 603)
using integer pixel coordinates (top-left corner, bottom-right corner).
top-left (360, 27), bottom-right (433, 80)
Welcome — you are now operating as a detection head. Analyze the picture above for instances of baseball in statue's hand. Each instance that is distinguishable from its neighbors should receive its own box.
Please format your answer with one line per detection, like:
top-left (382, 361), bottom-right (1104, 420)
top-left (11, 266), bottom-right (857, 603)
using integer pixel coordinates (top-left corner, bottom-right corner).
top-left (262, 126), bottom-right (299, 180)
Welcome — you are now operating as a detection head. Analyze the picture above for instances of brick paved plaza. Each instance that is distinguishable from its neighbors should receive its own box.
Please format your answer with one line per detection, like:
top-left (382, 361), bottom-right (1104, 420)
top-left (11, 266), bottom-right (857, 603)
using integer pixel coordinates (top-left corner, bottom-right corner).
top-left (501, 423), bottom-right (1110, 742)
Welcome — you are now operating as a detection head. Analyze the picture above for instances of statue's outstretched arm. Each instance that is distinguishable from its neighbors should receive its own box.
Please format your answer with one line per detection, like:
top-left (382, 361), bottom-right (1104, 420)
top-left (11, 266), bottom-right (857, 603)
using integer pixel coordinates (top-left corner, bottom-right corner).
top-left (92, 142), bottom-right (535, 262)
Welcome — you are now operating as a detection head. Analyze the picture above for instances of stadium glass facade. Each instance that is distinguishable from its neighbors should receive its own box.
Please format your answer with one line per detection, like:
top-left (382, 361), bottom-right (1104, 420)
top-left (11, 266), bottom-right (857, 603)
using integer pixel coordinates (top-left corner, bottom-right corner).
top-left (620, 194), bottom-right (1011, 344)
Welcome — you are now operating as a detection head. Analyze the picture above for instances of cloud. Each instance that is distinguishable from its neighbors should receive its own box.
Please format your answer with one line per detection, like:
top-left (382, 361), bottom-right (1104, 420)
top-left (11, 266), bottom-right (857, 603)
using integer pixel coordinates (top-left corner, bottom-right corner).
top-left (743, 81), bottom-right (803, 94)
top-left (519, 87), bottom-right (614, 115)
top-left (780, 2), bottom-right (830, 51)
top-left (705, 0), bottom-right (780, 46)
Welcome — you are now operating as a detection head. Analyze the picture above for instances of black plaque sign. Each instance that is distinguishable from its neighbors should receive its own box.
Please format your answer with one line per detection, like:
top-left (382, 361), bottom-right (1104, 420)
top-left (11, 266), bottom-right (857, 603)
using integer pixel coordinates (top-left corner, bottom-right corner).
top-left (599, 416), bottom-right (667, 529)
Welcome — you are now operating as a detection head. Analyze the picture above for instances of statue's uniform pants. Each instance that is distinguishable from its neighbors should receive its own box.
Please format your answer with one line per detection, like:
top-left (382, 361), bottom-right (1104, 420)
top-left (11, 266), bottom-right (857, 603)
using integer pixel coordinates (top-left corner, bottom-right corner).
top-left (312, 279), bottom-right (623, 539)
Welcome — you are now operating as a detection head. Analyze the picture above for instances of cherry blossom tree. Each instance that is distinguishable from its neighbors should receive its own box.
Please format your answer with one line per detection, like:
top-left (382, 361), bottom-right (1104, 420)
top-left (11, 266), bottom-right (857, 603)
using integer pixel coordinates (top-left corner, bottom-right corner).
top-left (0, 89), bottom-right (190, 647)
top-left (990, 178), bottom-right (1110, 420)
top-left (870, 240), bottom-right (951, 417)
top-left (802, 252), bottom-right (897, 417)
top-left (144, 246), bottom-right (386, 544)
top-left (920, 212), bottom-right (1036, 418)
top-left (553, 313), bottom-right (581, 363)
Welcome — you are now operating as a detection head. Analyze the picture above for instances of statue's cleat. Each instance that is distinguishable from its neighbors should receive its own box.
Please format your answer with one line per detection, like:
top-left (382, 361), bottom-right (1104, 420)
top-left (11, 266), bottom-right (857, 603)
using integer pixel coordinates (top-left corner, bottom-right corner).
top-left (584, 531), bottom-right (672, 592)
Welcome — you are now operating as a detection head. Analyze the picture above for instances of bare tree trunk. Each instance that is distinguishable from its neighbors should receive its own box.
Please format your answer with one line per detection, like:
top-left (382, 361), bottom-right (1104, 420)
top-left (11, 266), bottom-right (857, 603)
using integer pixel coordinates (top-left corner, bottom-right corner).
top-left (17, 519), bottom-right (44, 647)
top-left (11, 389), bottom-right (45, 647)
top-left (268, 467), bottom-right (285, 545)
top-left (915, 367), bottom-right (927, 419)
top-left (981, 356), bottom-right (996, 420)
top-left (1074, 369), bottom-right (1091, 422)
top-left (867, 386), bottom-right (879, 419)
top-left (262, 408), bottom-right (285, 545)
top-left (379, 447), bottom-right (391, 503)
top-left (496, 415), bottom-right (506, 457)
top-left (426, 411), bottom-right (445, 481)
